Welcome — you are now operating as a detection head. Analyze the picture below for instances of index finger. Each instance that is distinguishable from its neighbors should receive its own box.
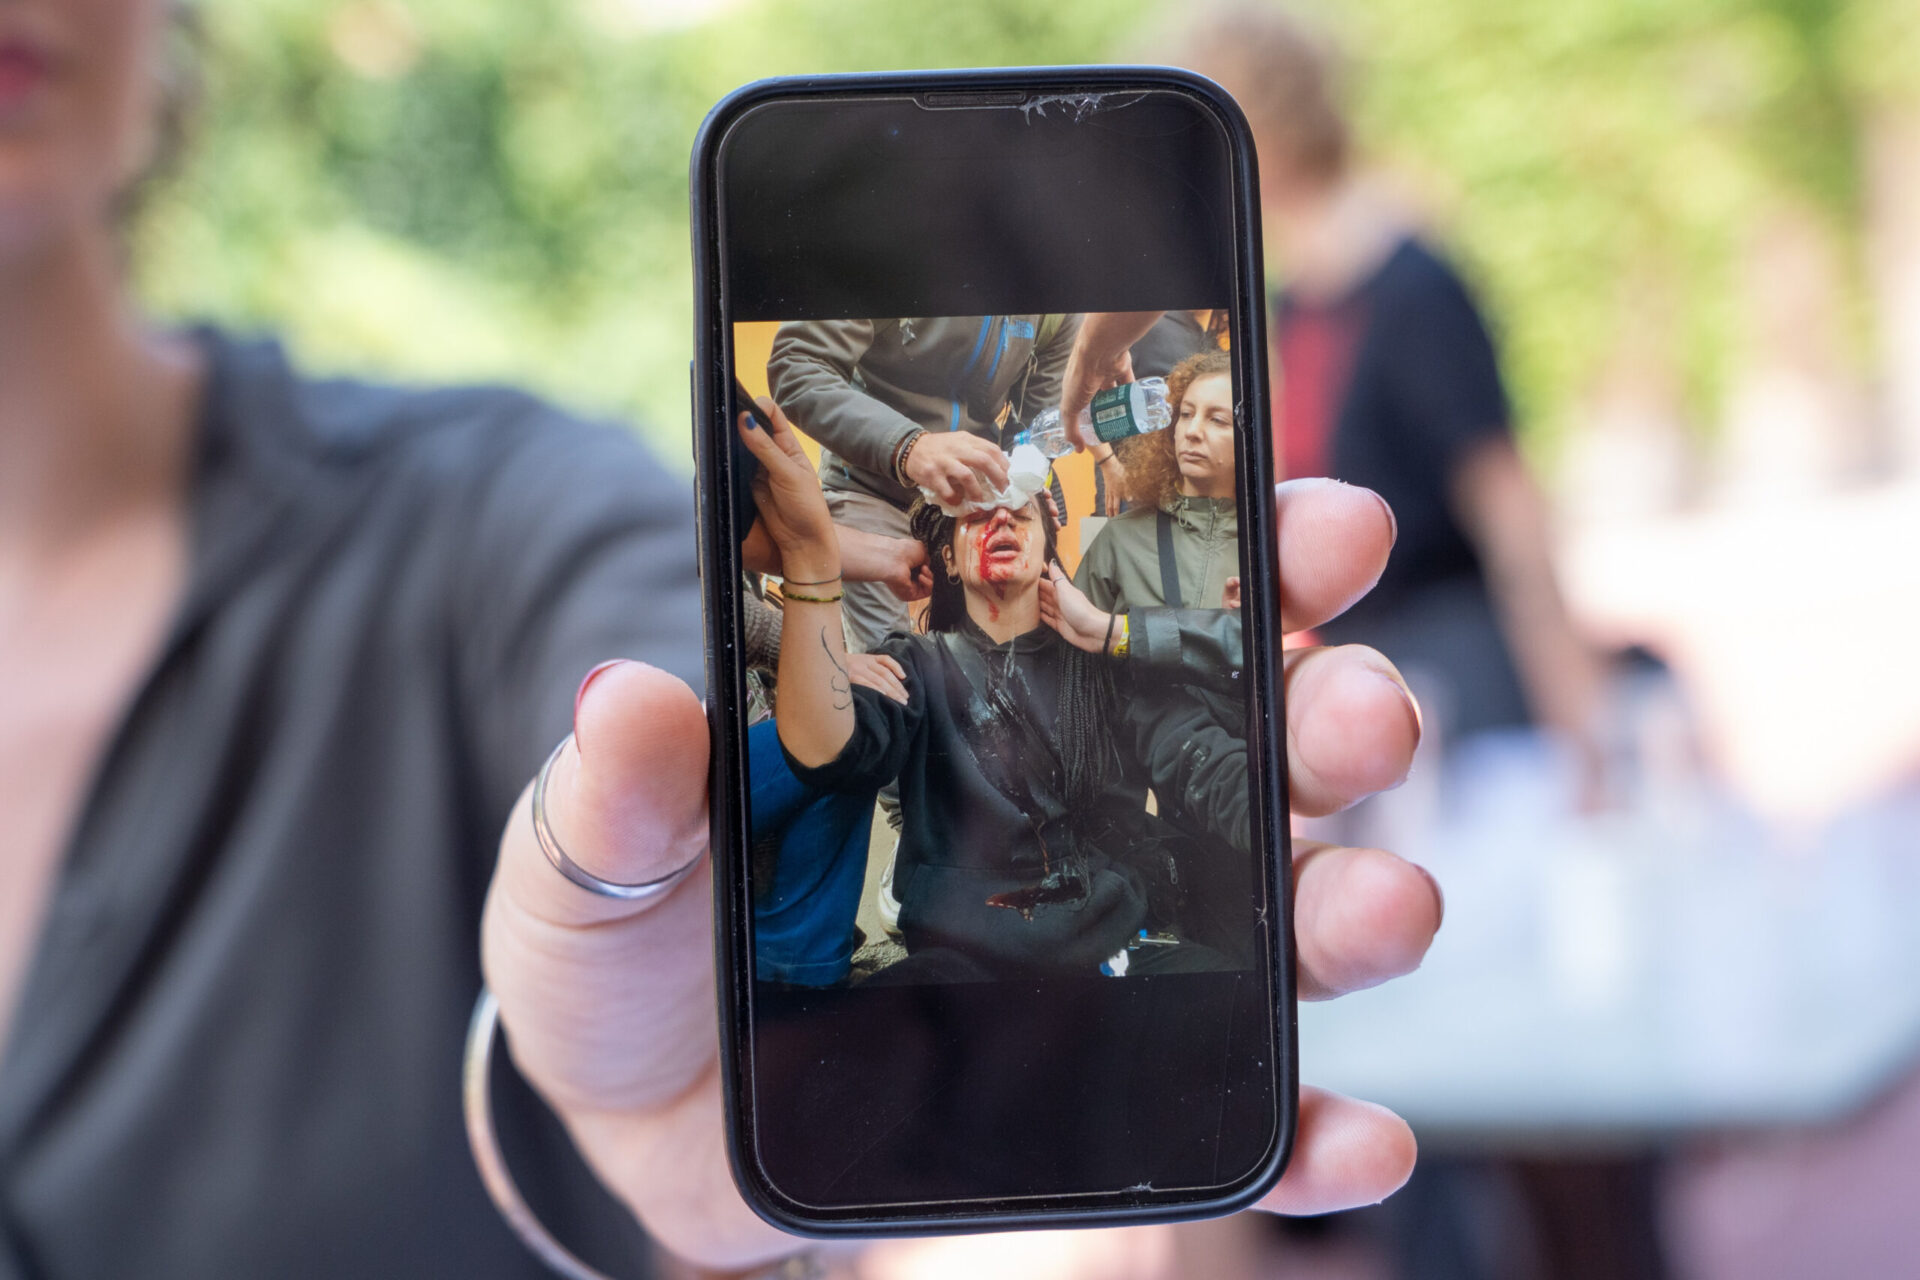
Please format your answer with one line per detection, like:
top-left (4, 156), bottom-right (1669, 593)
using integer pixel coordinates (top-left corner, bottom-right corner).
top-left (1276, 478), bottom-right (1397, 633)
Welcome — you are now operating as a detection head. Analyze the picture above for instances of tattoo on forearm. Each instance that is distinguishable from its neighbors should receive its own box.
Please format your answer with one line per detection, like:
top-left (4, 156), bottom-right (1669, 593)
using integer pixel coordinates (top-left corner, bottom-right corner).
top-left (821, 628), bottom-right (852, 710)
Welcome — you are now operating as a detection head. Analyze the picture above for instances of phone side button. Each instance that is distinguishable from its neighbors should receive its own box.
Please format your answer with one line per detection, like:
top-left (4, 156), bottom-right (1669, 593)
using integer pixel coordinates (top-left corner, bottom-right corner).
top-left (694, 366), bottom-right (713, 586)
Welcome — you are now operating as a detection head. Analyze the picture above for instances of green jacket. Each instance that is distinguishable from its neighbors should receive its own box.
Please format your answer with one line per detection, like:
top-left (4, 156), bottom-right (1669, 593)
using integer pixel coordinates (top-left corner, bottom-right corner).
top-left (1075, 495), bottom-right (1240, 615)
top-left (767, 314), bottom-right (1080, 506)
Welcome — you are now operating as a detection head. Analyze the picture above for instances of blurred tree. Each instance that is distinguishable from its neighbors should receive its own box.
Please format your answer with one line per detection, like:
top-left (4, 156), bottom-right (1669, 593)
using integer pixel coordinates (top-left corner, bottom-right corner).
top-left (135, 0), bottom-right (1155, 461)
top-left (134, 0), bottom-right (1899, 466)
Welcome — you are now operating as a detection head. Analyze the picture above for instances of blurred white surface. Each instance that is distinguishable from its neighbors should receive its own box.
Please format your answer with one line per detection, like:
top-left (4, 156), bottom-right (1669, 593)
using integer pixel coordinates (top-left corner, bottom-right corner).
top-left (1562, 479), bottom-right (1920, 823)
top-left (1300, 730), bottom-right (1920, 1139)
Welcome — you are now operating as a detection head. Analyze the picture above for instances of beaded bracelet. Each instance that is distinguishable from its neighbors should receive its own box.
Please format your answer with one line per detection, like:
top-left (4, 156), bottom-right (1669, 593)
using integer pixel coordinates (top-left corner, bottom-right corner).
top-left (892, 429), bottom-right (926, 488)
top-left (782, 588), bottom-right (844, 604)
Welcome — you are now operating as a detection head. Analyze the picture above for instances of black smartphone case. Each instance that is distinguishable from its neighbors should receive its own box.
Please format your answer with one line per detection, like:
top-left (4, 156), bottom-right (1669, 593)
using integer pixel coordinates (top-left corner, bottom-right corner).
top-left (691, 66), bottom-right (1297, 1236)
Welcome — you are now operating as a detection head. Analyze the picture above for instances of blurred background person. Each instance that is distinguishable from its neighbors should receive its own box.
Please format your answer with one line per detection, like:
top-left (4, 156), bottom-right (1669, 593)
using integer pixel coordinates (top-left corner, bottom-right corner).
top-left (0, 0), bottom-right (716, 1273)
top-left (1185, 4), bottom-right (1607, 775)
top-left (1178, 8), bottom-right (1648, 1279)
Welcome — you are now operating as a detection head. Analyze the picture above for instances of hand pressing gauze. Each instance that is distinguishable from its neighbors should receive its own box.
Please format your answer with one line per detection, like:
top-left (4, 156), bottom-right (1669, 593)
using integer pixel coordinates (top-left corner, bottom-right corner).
top-left (921, 443), bottom-right (1052, 517)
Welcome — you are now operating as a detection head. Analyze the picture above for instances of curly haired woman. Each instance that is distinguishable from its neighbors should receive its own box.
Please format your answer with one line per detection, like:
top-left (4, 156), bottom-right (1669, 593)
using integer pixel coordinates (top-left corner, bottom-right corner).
top-left (1077, 349), bottom-right (1241, 613)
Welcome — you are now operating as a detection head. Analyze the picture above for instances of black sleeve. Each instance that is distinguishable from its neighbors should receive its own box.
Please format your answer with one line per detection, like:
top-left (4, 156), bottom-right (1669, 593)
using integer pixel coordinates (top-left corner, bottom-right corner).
top-left (446, 404), bottom-right (706, 817)
top-left (1129, 690), bottom-right (1251, 854)
top-left (1128, 608), bottom-right (1244, 695)
top-left (778, 645), bottom-right (925, 794)
top-left (1383, 249), bottom-right (1513, 466)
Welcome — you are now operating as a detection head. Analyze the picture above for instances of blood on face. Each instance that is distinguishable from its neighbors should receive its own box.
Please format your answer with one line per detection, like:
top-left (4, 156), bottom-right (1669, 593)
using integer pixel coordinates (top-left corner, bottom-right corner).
top-left (963, 506), bottom-right (1032, 593)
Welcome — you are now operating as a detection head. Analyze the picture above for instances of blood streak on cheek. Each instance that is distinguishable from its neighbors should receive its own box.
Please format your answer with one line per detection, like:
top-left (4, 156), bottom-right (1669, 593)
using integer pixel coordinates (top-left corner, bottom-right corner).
top-left (976, 525), bottom-right (1008, 586)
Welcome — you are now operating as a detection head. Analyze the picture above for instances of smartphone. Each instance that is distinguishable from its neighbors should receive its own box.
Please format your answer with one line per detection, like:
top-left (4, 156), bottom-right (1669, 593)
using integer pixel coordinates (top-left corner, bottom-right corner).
top-left (692, 68), bottom-right (1293, 1234)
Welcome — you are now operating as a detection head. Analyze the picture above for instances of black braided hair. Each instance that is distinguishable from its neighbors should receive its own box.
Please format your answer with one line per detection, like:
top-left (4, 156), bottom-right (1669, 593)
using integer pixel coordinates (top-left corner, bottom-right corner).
top-left (904, 496), bottom-right (1119, 811)
top-left (1054, 640), bottom-right (1120, 812)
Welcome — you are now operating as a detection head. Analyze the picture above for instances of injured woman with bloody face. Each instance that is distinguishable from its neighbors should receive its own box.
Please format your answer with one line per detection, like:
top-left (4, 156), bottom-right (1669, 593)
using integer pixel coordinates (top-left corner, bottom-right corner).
top-left (739, 398), bottom-right (1258, 983)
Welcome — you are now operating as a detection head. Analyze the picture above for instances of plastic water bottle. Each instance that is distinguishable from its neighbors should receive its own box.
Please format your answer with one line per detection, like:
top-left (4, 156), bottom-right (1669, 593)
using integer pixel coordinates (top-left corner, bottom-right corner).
top-left (1025, 377), bottom-right (1173, 458)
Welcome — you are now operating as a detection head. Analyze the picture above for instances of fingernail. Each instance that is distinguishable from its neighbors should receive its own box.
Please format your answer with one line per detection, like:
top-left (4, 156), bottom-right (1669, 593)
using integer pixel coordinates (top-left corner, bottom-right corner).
top-left (1412, 861), bottom-right (1445, 932)
top-left (1369, 663), bottom-right (1423, 739)
top-left (574, 659), bottom-right (629, 750)
top-left (1370, 487), bottom-right (1398, 549)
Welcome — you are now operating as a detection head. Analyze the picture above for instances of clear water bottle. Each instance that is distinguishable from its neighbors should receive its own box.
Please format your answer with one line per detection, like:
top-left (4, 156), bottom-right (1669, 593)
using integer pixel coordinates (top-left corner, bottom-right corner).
top-left (1025, 377), bottom-right (1172, 458)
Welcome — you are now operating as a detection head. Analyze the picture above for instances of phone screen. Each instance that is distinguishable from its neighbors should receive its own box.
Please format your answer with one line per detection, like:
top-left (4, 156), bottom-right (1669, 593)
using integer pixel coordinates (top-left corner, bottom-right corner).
top-left (697, 75), bottom-right (1291, 1229)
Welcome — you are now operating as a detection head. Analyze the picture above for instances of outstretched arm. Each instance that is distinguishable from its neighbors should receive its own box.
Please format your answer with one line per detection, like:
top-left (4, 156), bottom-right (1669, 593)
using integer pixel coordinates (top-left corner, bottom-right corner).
top-left (742, 520), bottom-right (932, 602)
top-left (734, 399), bottom-right (858, 769)
top-left (1040, 563), bottom-right (1245, 694)
top-left (765, 319), bottom-right (907, 476)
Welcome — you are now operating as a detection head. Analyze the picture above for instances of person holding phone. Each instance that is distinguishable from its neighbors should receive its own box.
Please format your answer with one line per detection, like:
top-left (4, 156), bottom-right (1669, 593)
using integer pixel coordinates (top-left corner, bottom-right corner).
top-left (3, 4), bottom-right (1439, 1274)
top-left (1180, 5), bottom-right (1607, 769)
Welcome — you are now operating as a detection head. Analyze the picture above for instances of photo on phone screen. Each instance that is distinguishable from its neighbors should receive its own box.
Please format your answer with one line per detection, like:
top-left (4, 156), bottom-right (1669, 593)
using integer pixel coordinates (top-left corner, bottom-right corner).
top-left (696, 72), bottom-right (1291, 1229)
top-left (734, 313), bottom-right (1254, 990)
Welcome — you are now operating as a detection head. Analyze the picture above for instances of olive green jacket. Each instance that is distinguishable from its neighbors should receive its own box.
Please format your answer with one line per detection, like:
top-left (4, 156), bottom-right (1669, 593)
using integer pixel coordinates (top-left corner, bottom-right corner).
top-left (1075, 495), bottom-right (1240, 615)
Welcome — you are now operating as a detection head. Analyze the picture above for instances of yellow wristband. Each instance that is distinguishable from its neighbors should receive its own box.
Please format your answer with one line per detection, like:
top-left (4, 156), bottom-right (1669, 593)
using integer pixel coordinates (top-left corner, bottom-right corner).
top-left (1112, 614), bottom-right (1130, 658)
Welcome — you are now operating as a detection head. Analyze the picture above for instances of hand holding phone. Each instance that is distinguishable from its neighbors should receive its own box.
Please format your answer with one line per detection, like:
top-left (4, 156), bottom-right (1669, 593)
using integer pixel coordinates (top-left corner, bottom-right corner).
top-left (484, 478), bottom-right (1429, 1271)
top-left (474, 68), bottom-right (1436, 1277)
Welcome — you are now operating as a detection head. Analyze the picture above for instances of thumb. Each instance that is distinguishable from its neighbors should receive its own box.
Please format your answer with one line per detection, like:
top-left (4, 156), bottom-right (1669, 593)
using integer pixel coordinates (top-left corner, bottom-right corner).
top-left (483, 660), bottom-right (715, 1113)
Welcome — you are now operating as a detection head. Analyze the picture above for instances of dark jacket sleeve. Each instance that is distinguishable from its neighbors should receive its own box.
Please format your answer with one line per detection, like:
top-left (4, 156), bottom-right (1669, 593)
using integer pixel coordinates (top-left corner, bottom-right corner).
top-left (1128, 608), bottom-right (1244, 695)
top-left (1128, 689), bottom-right (1251, 854)
top-left (766, 319), bottom-right (919, 475)
top-left (778, 638), bottom-right (925, 793)
top-left (742, 591), bottom-right (783, 671)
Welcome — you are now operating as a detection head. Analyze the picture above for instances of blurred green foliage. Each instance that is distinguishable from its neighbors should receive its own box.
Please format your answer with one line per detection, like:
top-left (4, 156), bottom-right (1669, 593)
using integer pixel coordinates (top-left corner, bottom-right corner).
top-left (136, 0), bottom-right (1918, 465)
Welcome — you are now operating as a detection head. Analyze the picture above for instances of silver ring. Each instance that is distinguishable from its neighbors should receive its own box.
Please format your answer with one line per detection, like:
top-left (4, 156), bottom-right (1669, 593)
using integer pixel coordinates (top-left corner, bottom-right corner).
top-left (532, 734), bottom-right (704, 902)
